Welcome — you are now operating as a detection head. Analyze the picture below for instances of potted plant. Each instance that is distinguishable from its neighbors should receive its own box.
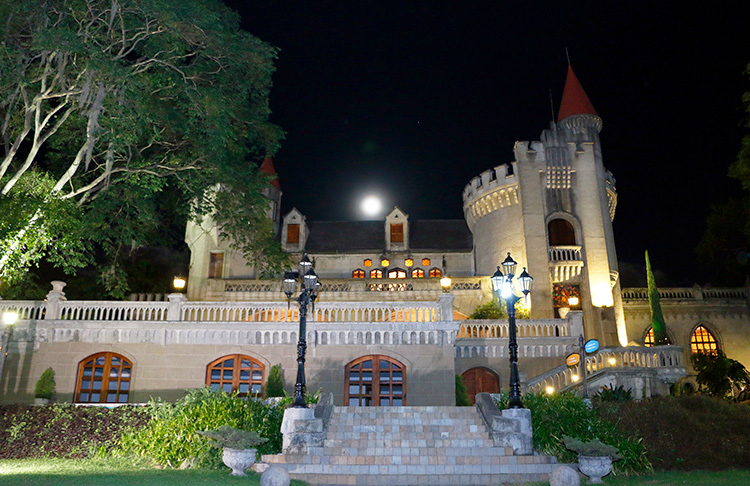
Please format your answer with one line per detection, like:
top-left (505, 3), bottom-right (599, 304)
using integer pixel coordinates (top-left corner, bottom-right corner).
top-left (33, 367), bottom-right (56, 405)
top-left (563, 436), bottom-right (622, 484)
top-left (198, 425), bottom-right (268, 476)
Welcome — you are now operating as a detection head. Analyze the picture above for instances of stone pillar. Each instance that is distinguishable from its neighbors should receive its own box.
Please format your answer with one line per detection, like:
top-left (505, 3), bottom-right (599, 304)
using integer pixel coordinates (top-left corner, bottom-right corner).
top-left (167, 293), bottom-right (187, 321)
top-left (438, 292), bottom-right (454, 321)
top-left (280, 407), bottom-right (324, 454)
top-left (45, 281), bottom-right (67, 320)
top-left (474, 393), bottom-right (534, 455)
top-left (568, 310), bottom-right (584, 338)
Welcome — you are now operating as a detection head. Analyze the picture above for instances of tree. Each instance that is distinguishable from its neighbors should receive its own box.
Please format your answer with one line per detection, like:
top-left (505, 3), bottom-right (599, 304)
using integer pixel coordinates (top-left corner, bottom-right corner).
top-left (646, 250), bottom-right (670, 346)
top-left (0, 0), bottom-right (284, 297)
top-left (265, 364), bottom-right (285, 398)
top-left (691, 350), bottom-right (750, 399)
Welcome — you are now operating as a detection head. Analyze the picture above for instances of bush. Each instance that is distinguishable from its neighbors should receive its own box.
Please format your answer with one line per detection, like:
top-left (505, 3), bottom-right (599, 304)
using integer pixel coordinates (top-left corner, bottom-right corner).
top-left (455, 374), bottom-right (471, 406)
top-left (117, 387), bottom-right (292, 468)
top-left (598, 395), bottom-right (750, 470)
top-left (0, 403), bottom-right (150, 459)
top-left (593, 385), bottom-right (633, 403)
top-left (469, 299), bottom-right (529, 319)
top-left (34, 367), bottom-right (56, 400)
top-left (265, 364), bottom-right (286, 398)
top-left (494, 391), bottom-right (651, 474)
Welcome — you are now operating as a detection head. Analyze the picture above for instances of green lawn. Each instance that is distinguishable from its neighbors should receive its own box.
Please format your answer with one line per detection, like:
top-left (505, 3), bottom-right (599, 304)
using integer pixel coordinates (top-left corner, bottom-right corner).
top-left (528, 469), bottom-right (750, 486)
top-left (0, 458), bottom-right (309, 486)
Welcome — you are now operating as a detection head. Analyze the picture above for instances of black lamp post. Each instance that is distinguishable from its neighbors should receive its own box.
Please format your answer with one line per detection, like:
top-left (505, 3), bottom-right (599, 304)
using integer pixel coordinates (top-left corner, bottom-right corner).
top-left (282, 253), bottom-right (319, 408)
top-left (491, 253), bottom-right (533, 409)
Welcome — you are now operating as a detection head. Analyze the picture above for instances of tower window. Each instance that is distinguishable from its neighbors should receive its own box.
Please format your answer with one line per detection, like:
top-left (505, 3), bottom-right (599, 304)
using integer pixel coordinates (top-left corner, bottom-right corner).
top-left (404, 258), bottom-right (414, 267)
top-left (287, 224), bottom-right (300, 244)
top-left (364, 259), bottom-right (373, 267)
top-left (691, 325), bottom-right (718, 354)
top-left (381, 258), bottom-right (390, 267)
top-left (429, 268), bottom-right (442, 278)
top-left (422, 258), bottom-right (431, 266)
top-left (370, 269), bottom-right (383, 278)
top-left (390, 223), bottom-right (404, 243)
top-left (548, 219), bottom-right (576, 246)
top-left (209, 252), bottom-right (224, 278)
top-left (352, 269), bottom-right (365, 278)
top-left (388, 268), bottom-right (407, 279)
top-left (411, 268), bottom-right (424, 278)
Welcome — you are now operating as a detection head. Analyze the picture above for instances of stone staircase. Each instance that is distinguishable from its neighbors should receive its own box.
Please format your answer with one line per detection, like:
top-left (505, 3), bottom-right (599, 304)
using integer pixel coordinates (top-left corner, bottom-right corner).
top-left (262, 405), bottom-right (558, 486)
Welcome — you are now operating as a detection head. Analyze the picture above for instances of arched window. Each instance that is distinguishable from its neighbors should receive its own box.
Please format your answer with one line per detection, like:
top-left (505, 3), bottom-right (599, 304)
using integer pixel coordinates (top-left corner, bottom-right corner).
top-left (429, 267), bottom-right (442, 277)
top-left (206, 355), bottom-right (264, 397)
top-left (75, 352), bottom-right (132, 404)
top-left (548, 219), bottom-right (576, 246)
top-left (643, 327), bottom-right (671, 347)
top-left (345, 355), bottom-right (406, 407)
top-left (411, 268), bottom-right (424, 278)
top-left (352, 269), bottom-right (365, 278)
top-left (388, 268), bottom-right (406, 279)
top-left (691, 325), bottom-right (718, 354)
top-left (370, 269), bottom-right (383, 278)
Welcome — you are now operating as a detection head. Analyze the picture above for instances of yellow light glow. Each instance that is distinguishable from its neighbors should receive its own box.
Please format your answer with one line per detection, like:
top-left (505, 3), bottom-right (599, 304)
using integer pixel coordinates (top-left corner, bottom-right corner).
top-left (381, 259), bottom-right (390, 267)
top-left (545, 386), bottom-right (555, 395)
top-left (422, 258), bottom-right (431, 266)
top-left (364, 259), bottom-right (373, 267)
top-left (3, 311), bottom-right (18, 326)
top-left (440, 276), bottom-right (452, 291)
top-left (567, 296), bottom-right (579, 306)
top-left (571, 374), bottom-right (580, 382)
top-left (173, 277), bottom-right (186, 290)
top-left (404, 258), bottom-right (414, 267)
top-left (608, 357), bottom-right (616, 366)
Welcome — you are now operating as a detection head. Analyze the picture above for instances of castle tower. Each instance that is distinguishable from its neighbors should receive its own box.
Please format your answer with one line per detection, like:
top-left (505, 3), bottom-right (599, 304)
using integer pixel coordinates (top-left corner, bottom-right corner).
top-left (463, 65), bottom-right (627, 346)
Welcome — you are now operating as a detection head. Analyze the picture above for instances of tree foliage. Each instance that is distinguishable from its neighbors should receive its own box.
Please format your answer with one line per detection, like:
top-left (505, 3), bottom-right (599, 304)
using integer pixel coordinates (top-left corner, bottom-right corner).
top-left (468, 298), bottom-right (530, 319)
top-left (646, 250), bottom-right (669, 346)
top-left (691, 350), bottom-right (750, 399)
top-left (0, 0), bottom-right (284, 296)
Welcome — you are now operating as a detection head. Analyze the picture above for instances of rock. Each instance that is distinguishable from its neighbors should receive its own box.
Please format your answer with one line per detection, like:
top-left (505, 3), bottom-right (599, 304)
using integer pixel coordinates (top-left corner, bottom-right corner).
top-left (550, 465), bottom-right (580, 486)
top-left (260, 465), bottom-right (290, 486)
top-left (251, 462), bottom-right (270, 473)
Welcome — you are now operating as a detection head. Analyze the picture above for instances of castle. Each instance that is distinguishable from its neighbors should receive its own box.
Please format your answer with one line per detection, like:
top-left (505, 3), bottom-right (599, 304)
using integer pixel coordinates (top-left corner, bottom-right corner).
top-left (1, 66), bottom-right (748, 406)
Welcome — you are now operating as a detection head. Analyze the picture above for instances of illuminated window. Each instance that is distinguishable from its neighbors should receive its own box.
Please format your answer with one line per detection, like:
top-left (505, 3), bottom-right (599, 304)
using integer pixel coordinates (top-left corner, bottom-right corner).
top-left (352, 269), bottom-right (365, 278)
top-left (422, 258), bottom-right (431, 266)
top-left (370, 269), bottom-right (383, 278)
top-left (390, 224), bottom-right (404, 243)
top-left (207, 355), bottom-right (264, 397)
top-left (209, 252), bottom-right (224, 278)
top-left (404, 258), bottom-right (414, 267)
top-left (345, 355), bottom-right (406, 407)
top-left (287, 224), bottom-right (300, 244)
top-left (411, 268), bottom-right (424, 278)
top-left (643, 327), bottom-right (671, 347)
top-left (429, 267), bottom-right (442, 278)
top-left (364, 259), bottom-right (373, 267)
top-left (381, 258), bottom-right (390, 267)
top-left (691, 325), bottom-right (718, 354)
top-left (75, 352), bottom-right (131, 404)
top-left (388, 268), bottom-right (406, 279)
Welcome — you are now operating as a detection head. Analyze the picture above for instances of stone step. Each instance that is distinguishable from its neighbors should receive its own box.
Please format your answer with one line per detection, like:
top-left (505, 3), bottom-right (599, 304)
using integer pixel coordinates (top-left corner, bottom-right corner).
top-left (264, 448), bottom-right (522, 465)
top-left (322, 438), bottom-right (497, 449)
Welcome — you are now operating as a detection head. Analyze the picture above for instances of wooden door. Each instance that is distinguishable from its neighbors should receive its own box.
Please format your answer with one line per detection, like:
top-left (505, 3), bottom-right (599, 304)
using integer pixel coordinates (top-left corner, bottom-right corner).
top-left (461, 367), bottom-right (500, 404)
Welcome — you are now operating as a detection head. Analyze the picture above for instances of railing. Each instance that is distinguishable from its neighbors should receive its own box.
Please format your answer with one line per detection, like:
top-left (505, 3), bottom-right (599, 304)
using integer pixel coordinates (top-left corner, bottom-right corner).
top-left (221, 277), bottom-right (484, 294)
top-left (622, 286), bottom-right (749, 302)
top-left (59, 301), bottom-right (169, 321)
top-left (0, 301), bottom-right (46, 320)
top-left (457, 318), bottom-right (570, 338)
top-left (548, 245), bottom-right (583, 262)
top-left (525, 345), bottom-right (685, 394)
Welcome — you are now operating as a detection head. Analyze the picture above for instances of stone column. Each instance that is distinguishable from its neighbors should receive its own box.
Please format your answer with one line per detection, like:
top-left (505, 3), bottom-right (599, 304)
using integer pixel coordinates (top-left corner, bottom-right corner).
top-left (167, 293), bottom-right (187, 321)
top-left (45, 281), bottom-right (67, 320)
top-left (438, 292), bottom-right (454, 321)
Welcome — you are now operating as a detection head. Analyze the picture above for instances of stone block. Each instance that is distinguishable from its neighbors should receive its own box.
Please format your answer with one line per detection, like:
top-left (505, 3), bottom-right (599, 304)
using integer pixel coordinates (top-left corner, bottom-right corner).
top-left (550, 465), bottom-right (581, 486)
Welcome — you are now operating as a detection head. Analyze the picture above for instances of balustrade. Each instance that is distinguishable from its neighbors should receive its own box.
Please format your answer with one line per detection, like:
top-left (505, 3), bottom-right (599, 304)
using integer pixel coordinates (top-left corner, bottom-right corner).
top-left (547, 245), bottom-right (583, 262)
top-left (457, 319), bottom-right (568, 339)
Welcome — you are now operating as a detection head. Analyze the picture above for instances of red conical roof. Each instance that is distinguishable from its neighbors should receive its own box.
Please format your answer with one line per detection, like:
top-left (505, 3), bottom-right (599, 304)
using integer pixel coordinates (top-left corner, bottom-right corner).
top-left (260, 156), bottom-right (281, 189)
top-left (557, 64), bottom-right (598, 122)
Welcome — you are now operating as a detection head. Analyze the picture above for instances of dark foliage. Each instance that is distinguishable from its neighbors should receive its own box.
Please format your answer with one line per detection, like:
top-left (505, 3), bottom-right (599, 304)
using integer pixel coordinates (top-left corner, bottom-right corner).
top-left (593, 385), bottom-right (633, 403)
top-left (455, 374), bottom-right (471, 406)
top-left (598, 395), bottom-right (750, 470)
top-left (0, 404), bottom-right (150, 459)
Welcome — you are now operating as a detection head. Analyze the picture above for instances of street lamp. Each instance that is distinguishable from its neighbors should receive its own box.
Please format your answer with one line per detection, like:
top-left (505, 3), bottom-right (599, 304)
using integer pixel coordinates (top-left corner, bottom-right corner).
top-left (491, 253), bottom-right (533, 409)
top-left (282, 253), bottom-right (319, 408)
top-left (172, 276), bottom-right (186, 292)
top-left (0, 311), bottom-right (18, 388)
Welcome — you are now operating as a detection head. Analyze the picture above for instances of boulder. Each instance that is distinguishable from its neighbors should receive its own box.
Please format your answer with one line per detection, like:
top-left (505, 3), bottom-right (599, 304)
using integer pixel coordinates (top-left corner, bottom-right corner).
top-left (550, 465), bottom-right (580, 486)
top-left (260, 465), bottom-right (290, 486)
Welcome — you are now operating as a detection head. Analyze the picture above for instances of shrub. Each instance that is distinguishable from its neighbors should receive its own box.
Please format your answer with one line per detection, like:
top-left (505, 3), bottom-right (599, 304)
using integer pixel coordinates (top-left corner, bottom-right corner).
top-left (117, 387), bottom-right (291, 468)
top-left (691, 350), bottom-right (750, 399)
top-left (598, 395), bottom-right (750, 470)
top-left (198, 425), bottom-right (268, 449)
top-left (455, 374), bottom-right (471, 406)
top-left (593, 385), bottom-right (633, 403)
top-left (469, 299), bottom-right (529, 319)
top-left (494, 391), bottom-right (651, 474)
top-left (34, 367), bottom-right (56, 400)
top-left (265, 364), bottom-right (286, 398)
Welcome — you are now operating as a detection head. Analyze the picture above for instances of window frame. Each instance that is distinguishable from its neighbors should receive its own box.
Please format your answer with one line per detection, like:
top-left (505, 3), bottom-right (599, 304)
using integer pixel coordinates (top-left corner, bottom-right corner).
top-left (352, 269), bottom-right (366, 278)
top-left (370, 268), bottom-right (383, 278)
top-left (206, 354), bottom-right (265, 397)
top-left (690, 324), bottom-right (719, 354)
top-left (429, 267), bottom-right (442, 278)
top-left (75, 352), bottom-right (132, 404)
top-left (344, 355), bottom-right (406, 407)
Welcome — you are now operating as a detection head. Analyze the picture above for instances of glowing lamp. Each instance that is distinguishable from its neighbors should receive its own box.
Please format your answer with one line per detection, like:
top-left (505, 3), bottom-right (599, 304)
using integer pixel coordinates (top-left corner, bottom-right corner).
top-left (608, 357), bottom-right (617, 366)
top-left (501, 252), bottom-right (517, 278)
top-left (299, 253), bottom-right (313, 275)
top-left (517, 267), bottom-right (533, 296)
top-left (571, 374), bottom-right (580, 382)
top-left (172, 277), bottom-right (186, 291)
top-left (303, 268), bottom-right (318, 291)
top-left (3, 311), bottom-right (18, 326)
top-left (490, 266), bottom-right (504, 294)
top-left (545, 386), bottom-right (555, 395)
top-left (283, 271), bottom-right (297, 297)
top-left (568, 296), bottom-right (579, 307)
top-left (440, 276), bottom-right (452, 292)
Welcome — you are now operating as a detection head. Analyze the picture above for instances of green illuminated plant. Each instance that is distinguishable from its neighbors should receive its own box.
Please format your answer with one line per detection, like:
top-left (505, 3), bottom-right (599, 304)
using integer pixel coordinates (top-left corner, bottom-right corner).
top-left (34, 368), bottom-right (56, 400)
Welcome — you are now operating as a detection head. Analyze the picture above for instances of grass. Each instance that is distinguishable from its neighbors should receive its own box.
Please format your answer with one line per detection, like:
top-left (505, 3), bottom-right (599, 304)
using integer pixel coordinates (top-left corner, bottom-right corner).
top-left (528, 470), bottom-right (750, 486)
top-left (0, 458), bottom-right (309, 486)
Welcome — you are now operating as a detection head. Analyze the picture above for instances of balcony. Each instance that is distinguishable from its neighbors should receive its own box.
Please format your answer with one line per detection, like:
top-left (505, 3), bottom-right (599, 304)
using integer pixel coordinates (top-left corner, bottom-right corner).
top-left (547, 245), bottom-right (584, 283)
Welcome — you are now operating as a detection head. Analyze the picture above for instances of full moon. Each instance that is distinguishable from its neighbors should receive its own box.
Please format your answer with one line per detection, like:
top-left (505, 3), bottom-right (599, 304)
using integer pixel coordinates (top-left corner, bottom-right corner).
top-left (361, 195), bottom-right (383, 217)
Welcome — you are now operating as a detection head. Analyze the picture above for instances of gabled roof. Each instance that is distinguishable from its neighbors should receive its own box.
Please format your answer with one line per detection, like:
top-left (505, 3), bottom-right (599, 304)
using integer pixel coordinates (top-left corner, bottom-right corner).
top-left (302, 220), bottom-right (473, 253)
top-left (557, 64), bottom-right (598, 122)
top-left (259, 156), bottom-right (281, 189)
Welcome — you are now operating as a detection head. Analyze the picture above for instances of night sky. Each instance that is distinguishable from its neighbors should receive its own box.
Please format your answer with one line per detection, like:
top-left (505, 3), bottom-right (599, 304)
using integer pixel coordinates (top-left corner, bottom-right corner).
top-left (226, 1), bottom-right (750, 286)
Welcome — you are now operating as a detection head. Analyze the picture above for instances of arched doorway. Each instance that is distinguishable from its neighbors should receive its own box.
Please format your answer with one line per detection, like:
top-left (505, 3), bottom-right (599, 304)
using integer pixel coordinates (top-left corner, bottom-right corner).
top-left (461, 367), bottom-right (500, 404)
top-left (345, 355), bottom-right (406, 406)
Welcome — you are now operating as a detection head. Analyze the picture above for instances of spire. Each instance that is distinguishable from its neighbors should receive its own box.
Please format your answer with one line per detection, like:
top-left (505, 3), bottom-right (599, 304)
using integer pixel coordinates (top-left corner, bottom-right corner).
top-left (557, 64), bottom-right (598, 122)
top-left (259, 156), bottom-right (281, 189)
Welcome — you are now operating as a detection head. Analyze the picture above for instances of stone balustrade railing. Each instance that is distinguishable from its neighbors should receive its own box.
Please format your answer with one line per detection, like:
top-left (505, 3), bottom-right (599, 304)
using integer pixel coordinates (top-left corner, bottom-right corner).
top-left (457, 318), bottom-right (572, 339)
top-left (547, 245), bottom-right (582, 262)
top-left (219, 276), bottom-right (485, 294)
top-left (622, 286), bottom-right (749, 302)
top-left (525, 345), bottom-right (685, 394)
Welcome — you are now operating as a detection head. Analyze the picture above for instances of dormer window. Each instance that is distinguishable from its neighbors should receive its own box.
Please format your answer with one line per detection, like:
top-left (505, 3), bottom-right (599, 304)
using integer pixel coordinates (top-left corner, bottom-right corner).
top-left (287, 224), bottom-right (300, 244)
top-left (390, 223), bottom-right (404, 243)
